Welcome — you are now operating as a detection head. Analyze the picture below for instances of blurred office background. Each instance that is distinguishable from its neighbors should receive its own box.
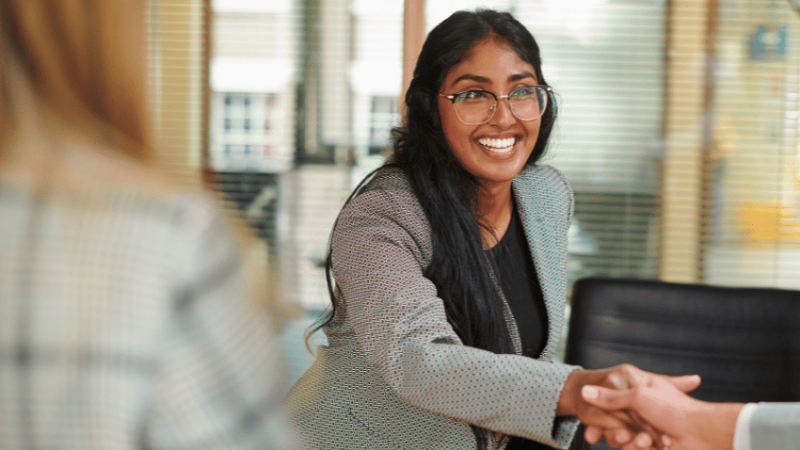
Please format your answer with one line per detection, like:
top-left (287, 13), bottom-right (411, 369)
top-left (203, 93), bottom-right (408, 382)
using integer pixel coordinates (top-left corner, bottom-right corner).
top-left (145, 0), bottom-right (800, 377)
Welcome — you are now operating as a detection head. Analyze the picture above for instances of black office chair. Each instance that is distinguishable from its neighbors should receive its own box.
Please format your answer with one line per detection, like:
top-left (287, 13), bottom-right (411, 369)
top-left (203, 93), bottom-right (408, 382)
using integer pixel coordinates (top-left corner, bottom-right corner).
top-left (564, 276), bottom-right (800, 449)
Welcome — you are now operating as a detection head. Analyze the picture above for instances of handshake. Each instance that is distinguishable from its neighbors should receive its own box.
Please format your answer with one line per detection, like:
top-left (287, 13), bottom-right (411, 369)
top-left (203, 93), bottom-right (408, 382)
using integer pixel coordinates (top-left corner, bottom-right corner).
top-left (566, 365), bottom-right (745, 450)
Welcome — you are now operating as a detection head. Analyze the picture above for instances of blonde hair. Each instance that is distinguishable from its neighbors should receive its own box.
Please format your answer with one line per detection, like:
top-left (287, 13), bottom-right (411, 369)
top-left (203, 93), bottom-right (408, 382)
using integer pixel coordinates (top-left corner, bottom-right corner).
top-left (0, 0), bottom-right (151, 160)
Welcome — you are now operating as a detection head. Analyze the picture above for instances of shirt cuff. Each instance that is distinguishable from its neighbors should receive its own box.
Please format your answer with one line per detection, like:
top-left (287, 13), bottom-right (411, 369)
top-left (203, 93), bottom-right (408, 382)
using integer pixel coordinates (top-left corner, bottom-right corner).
top-left (733, 403), bottom-right (760, 450)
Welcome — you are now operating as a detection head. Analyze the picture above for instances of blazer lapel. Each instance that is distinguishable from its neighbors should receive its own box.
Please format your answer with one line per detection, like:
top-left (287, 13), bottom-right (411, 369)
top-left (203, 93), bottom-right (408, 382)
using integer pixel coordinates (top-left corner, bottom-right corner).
top-left (512, 166), bottom-right (571, 360)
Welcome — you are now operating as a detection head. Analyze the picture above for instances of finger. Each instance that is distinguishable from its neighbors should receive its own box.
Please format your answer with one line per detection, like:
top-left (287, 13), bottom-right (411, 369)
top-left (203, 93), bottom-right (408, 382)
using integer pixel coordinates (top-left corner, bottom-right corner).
top-left (603, 426), bottom-right (633, 448)
top-left (584, 425), bottom-right (604, 444)
top-left (635, 431), bottom-right (654, 448)
top-left (621, 442), bottom-right (652, 450)
top-left (665, 374), bottom-right (701, 393)
top-left (620, 435), bottom-right (658, 450)
top-left (608, 372), bottom-right (629, 389)
top-left (582, 385), bottom-right (634, 410)
top-left (582, 404), bottom-right (628, 429)
top-left (620, 439), bottom-right (658, 450)
top-left (607, 409), bottom-right (662, 448)
top-left (613, 364), bottom-right (649, 388)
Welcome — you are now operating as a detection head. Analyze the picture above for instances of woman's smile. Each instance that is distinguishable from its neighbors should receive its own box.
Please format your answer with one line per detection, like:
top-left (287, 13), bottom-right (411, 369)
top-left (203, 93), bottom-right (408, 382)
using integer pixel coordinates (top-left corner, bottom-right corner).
top-left (477, 136), bottom-right (518, 156)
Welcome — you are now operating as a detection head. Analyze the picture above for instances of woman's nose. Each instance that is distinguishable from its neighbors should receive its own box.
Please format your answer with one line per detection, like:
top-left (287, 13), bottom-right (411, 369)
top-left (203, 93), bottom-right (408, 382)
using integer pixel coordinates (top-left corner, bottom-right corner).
top-left (489, 97), bottom-right (516, 128)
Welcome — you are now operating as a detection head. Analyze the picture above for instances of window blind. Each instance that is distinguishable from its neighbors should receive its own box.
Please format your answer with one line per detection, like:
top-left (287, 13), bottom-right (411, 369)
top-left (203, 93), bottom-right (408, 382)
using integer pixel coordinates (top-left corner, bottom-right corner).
top-left (146, 0), bottom-right (207, 181)
top-left (701, 0), bottom-right (800, 288)
top-left (516, 0), bottom-right (667, 286)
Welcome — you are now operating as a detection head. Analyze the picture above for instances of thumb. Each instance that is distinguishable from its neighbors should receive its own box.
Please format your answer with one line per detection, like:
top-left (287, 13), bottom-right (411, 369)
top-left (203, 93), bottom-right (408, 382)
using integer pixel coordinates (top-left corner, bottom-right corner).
top-left (581, 385), bottom-right (634, 411)
top-left (665, 374), bottom-right (701, 393)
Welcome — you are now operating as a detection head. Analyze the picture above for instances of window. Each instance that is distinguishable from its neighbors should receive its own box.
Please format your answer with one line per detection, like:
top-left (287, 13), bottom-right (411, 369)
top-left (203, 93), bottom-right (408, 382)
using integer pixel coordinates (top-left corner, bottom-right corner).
top-left (207, 0), bottom-right (403, 310)
top-left (209, 93), bottom-right (286, 171)
top-left (700, 0), bottom-right (800, 287)
top-left (368, 96), bottom-right (399, 155)
top-left (149, 0), bottom-right (800, 318)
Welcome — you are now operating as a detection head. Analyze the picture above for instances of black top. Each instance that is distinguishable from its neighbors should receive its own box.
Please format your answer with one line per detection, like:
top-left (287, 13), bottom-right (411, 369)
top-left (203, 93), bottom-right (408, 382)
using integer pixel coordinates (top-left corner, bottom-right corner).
top-left (486, 205), bottom-right (549, 358)
top-left (486, 205), bottom-right (552, 450)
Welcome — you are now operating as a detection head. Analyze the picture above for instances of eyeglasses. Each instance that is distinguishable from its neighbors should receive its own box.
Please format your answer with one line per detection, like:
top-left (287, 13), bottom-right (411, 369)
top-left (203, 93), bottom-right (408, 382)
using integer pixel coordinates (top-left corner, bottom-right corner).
top-left (438, 85), bottom-right (552, 125)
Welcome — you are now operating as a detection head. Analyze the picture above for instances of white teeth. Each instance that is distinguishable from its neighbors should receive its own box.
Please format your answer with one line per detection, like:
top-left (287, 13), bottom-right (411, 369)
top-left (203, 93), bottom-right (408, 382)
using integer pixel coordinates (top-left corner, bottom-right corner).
top-left (478, 137), bottom-right (515, 150)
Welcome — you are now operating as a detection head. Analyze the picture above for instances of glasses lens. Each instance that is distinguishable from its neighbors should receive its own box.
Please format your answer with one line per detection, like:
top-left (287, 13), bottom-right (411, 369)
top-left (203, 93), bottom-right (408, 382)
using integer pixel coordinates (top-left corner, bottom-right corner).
top-left (454, 91), bottom-right (494, 125)
top-left (509, 86), bottom-right (548, 121)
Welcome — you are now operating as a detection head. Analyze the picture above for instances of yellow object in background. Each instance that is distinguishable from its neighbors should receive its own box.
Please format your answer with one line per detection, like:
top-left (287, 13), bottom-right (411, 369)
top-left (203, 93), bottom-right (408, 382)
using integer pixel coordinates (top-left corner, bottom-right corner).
top-left (739, 203), bottom-right (800, 246)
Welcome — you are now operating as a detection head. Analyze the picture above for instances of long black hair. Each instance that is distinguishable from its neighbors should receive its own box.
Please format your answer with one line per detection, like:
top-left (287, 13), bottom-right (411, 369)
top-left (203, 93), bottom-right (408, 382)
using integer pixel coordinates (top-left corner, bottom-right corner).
top-left (315, 9), bottom-right (557, 448)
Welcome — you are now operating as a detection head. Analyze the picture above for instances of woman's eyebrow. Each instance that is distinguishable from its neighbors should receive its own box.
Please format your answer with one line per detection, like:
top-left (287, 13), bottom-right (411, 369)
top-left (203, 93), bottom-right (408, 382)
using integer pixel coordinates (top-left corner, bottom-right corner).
top-left (450, 72), bottom-right (537, 86)
top-left (451, 74), bottom-right (490, 85)
top-left (509, 71), bottom-right (536, 82)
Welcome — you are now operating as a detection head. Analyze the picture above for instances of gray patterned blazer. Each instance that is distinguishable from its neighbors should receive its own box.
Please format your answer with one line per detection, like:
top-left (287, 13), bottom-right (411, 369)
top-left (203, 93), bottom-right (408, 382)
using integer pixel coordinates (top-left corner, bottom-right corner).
top-left (287, 165), bottom-right (581, 450)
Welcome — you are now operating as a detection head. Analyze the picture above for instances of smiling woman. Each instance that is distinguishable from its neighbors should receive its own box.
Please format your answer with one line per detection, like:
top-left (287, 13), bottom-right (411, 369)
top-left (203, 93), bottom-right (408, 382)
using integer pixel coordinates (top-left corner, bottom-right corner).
top-left (286, 9), bottom-right (682, 450)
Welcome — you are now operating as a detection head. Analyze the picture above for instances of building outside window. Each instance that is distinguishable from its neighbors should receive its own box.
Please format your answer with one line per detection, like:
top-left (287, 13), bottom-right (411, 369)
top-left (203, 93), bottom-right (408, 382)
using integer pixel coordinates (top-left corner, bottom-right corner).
top-left (210, 92), bottom-right (286, 171)
top-left (368, 95), bottom-right (399, 156)
top-left (209, 0), bottom-right (295, 173)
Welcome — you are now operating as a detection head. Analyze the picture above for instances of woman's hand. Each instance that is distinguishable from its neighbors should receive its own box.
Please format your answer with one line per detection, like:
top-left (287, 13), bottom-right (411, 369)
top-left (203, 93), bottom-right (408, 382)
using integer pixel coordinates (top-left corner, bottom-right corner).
top-left (557, 364), bottom-right (702, 448)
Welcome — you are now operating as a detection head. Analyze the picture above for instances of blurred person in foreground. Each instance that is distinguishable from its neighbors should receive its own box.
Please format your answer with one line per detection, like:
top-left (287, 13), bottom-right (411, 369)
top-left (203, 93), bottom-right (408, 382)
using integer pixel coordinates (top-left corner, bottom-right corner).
top-left (0, 1), bottom-right (297, 449)
top-left (581, 368), bottom-right (797, 450)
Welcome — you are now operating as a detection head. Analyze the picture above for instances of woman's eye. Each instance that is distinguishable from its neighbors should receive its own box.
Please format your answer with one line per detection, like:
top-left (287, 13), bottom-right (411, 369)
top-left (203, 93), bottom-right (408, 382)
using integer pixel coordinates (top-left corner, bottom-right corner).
top-left (459, 91), bottom-right (489, 101)
top-left (511, 87), bottom-right (535, 98)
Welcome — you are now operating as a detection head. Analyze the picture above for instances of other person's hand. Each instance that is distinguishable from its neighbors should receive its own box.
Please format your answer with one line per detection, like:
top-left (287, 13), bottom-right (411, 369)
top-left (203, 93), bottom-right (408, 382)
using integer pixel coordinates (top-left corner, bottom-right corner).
top-left (580, 368), bottom-right (742, 450)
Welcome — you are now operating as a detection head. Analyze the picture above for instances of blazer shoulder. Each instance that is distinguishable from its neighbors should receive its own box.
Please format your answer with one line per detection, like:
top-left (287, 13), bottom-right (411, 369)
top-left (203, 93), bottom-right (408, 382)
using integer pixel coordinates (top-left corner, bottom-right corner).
top-left (334, 165), bottom-right (432, 259)
top-left (516, 164), bottom-right (571, 192)
top-left (359, 166), bottom-right (414, 194)
top-left (514, 164), bottom-right (574, 222)
top-left (344, 166), bottom-right (427, 225)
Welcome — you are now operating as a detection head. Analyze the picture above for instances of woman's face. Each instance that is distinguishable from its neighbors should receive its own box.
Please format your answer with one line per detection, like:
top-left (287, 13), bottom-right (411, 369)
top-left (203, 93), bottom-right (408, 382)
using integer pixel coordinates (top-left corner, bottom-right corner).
top-left (437, 38), bottom-right (541, 190)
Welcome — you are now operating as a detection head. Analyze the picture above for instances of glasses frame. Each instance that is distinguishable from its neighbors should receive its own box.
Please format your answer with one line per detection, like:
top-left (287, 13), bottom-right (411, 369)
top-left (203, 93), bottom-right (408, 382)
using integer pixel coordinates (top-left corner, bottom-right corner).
top-left (438, 85), bottom-right (553, 125)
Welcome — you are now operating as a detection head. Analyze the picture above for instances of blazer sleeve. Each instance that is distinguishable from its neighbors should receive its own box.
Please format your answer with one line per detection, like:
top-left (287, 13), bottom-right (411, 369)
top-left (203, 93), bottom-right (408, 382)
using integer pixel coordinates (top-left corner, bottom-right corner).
top-left (329, 182), bottom-right (580, 448)
top-left (748, 403), bottom-right (800, 450)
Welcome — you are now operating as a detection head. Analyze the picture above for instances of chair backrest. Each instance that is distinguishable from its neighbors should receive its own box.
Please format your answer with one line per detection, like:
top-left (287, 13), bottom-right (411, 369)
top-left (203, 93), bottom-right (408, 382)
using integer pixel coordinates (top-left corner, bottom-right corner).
top-left (564, 277), bottom-right (800, 403)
